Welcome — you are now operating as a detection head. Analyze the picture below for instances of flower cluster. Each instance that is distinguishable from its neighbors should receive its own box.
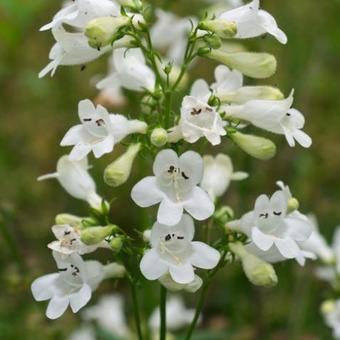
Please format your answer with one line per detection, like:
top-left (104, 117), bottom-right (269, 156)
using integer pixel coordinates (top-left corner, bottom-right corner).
top-left (32, 0), bottom-right (324, 338)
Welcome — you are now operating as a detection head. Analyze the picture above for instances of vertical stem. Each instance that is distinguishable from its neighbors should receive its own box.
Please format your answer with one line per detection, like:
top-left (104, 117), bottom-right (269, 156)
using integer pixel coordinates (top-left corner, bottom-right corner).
top-left (130, 280), bottom-right (144, 340)
top-left (160, 285), bottom-right (167, 340)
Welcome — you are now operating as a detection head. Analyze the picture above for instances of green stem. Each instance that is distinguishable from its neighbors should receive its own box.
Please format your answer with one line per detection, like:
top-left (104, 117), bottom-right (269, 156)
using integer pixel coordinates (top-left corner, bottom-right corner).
top-left (160, 285), bottom-right (167, 340)
top-left (130, 280), bottom-right (144, 340)
top-left (185, 251), bottom-right (227, 340)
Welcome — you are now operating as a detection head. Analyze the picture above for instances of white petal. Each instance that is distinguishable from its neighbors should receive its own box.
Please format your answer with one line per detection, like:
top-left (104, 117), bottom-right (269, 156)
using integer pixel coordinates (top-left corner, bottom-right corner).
top-left (69, 143), bottom-right (92, 161)
top-left (157, 198), bottom-right (184, 226)
top-left (285, 212), bottom-right (312, 241)
top-left (140, 249), bottom-right (168, 280)
top-left (251, 227), bottom-right (273, 251)
top-left (46, 295), bottom-right (69, 319)
top-left (78, 99), bottom-right (96, 120)
top-left (231, 171), bottom-right (249, 181)
top-left (60, 125), bottom-right (84, 146)
top-left (153, 149), bottom-right (179, 177)
top-left (92, 136), bottom-right (115, 158)
top-left (190, 241), bottom-right (220, 269)
top-left (179, 151), bottom-right (204, 185)
top-left (31, 273), bottom-right (59, 301)
top-left (169, 263), bottom-right (195, 284)
top-left (184, 187), bottom-right (214, 221)
top-left (275, 238), bottom-right (300, 258)
top-left (190, 79), bottom-right (211, 101)
top-left (69, 284), bottom-right (92, 313)
top-left (292, 129), bottom-right (312, 148)
top-left (131, 176), bottom-right (163, 207)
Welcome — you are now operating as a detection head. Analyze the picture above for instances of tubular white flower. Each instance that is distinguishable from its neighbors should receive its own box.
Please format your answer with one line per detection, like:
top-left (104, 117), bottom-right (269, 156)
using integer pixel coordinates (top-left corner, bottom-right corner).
top-left (201, 154), bottom-right (248, 200)
top-left (37, 155), bottom-right (105, 210)
top-left (211, 65), bottom-right (283, 103)
top-left (39, 25), bottom-right (111, 78)
top-left (140, 214), bottom-right (220, 284)
top-left (131, 149), bottom-right (215, 226)
top-left (31, 252), bottom-right (107, 319)
top-left (224, 90), bottom-right (312, 148)
top-left (159, 273), bottom-right (203, 293)
top-left (68, 326), bottom-right (95, 340)
top-left (97, 48), bottom-right (156, 93)
top-left (322, 300), bottom-right (340, 339)
top-left (218, 0), bottom-right (287, 44)
top-left (151, 9), bottom-right (193, 65)
top-left (83, 294), bottom-right (129, 338)
top-left (228, 184), bottom-right (313, 264)
top-left (40, 0), bottom-right (120, 31)
top-left (48, 224), bottom-right (108, 257)
top-left (169, 80), bottom-right (226, 146)
top-left (60, 99), bottom-right (147, 161)
top-left (149, 296), bottom-right (198, 332)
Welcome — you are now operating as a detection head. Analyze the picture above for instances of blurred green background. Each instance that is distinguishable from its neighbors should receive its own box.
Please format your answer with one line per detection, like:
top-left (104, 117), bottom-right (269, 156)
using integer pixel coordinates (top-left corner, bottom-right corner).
top-left (1, 0), bottom-right (340, 339)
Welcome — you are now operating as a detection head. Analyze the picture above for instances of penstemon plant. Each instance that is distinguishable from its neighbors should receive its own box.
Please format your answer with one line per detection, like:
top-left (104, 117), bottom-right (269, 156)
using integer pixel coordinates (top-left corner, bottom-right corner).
top-left (31, 0), bottom-right (332, 339)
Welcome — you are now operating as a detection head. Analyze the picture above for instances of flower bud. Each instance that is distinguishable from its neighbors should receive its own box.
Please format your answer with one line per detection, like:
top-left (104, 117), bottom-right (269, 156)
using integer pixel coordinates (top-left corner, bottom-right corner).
top-left (199, 19), bottom-right (237, 39)
top-left (159, 273), bottom-right (203, 293)
top-left (80, 225), bottom-right (115, 245)
top-left (218, 86), bottom-right (284, 104)
top-left (143, 229), bottom-right (152, 242)
top-left (203, 35), bottom-right (222, 50)
top-left (208, 50), bottom-right (277, 79)
top-left (85, 16), bottom-right (130, 49)
top-left (230, 243), bottom-right (278, 287)
top-left (321, 300), bottom-right (336, 315)
top-left (55, 214), bottom-right (83, 229)
top-left (230, 131), bottom-right (277, 160)
top-left (213, 206), bottom-right (234, 225)
top-left (109, 236), bottom-right (124, 253)
top-left (103, 263), bottom-right (126, 279)
top-left (287, 197), bottom-right (299, 213)
top-left (150, 128), bottom-right (168, 147)
top-left (117, 0), bottom-right (142, 8)
top-left (81, 216), bottom-right (100, 227)
top-left (104, 143), bottom-right (141, 187)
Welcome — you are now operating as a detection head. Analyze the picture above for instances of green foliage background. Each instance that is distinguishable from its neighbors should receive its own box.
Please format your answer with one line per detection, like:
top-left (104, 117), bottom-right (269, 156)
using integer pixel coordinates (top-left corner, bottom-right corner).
top-left (1, 0), bottom-right (340, 339)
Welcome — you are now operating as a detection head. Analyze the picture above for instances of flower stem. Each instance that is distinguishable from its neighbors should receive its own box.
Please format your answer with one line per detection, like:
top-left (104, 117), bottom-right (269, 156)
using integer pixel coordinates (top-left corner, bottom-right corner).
top-left (160, 285), bottom-right (167, 340)
top-left (130, 280), bottom-right (144, 340)
top-left (185, 251), bottom-right (227, 340)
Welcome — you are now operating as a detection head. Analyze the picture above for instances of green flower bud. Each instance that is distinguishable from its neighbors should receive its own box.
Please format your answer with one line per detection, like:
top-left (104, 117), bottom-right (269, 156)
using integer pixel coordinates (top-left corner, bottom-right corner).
top-left (103, 263), bottom-right (126, 279)
top-left (203, 34), bottom-right (222, 50)
top-left (321, 300), bottom-right (336, 315)
top-left (199, 19), bottom-right (237, 39)
top-left (197, 47), bottom-right (212, 57)
top-left (218, 86), bottom-right (284, 104)
top-left (104, 143), bottom-right (141, 187)
top-left (85, 16), bottom-right (130, 49)
top-left (81, 216), bottom-right (100, 228)
top-left (55, 214), bottom-right (83, 229)
top-left (214, 206), bottom-right (234, 224)
top-left (208, 49), bottom-right (277, 79)
top-left (109, 236), bottom-right (124, 253)
top-left (230, 131), bottom-right (277, 160)
top-left (150, 128), bottom-right (168, 147)
top-left (230, 243), bottom-right (278, 287)
top-left (80, 225), bottom-right (115, 245)
top-left (117, 0), bottom-right (142, 8)
top-left (287, 197), bottom-right (299, 213)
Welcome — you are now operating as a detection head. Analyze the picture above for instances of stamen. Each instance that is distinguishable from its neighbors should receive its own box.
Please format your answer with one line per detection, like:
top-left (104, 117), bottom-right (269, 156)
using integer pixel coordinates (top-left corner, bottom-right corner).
top-left (64, 230), bottom-right (71, 235)
top-left (181, 172), bottom-right (189, 180)
top-left (58, 268), bottom-right (67, 272)
top-left (177, 236), bottom-right (184, 240)
top-left (259, 213), bottom-right (269, 219)
top-left (273, 211), bottom-right (282, 216)
top-left (191, 108), bottom-right (202, 115)
top-left (83, 118), bottom-right (92, 122)
top-left (96, 119), bottom-right (105, 126)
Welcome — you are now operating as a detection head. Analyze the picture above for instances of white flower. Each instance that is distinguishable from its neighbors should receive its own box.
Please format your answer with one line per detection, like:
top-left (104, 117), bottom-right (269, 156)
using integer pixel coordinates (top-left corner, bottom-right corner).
top-left (140, 214), bottom-right (220, 284)
top-left (211, 65), bottom-right (283, 103)
top-left (218, 0), bottom-right (287, 44)
top-left (83, 294), bottom-right (129, 338)
top-left (229, 184), bottom-right (313, 264)
top-left (39, 25), bottom-right (111, 78)
top-left (40, 0), bottom-right (120, 31)
top-left (149, 296), bottom-right (197, 332)
top-left (131, 149), bottom-right (214, 226)
top-left (60, 99), bottom-right (147, 160)
top-left (31, 252), bottom-right (110, 319)
top-left (224, 90), bottom-right (312, 148)
top-left (151, 9), bottom-right (192, 65)
top-left (322, 300), bottom-right (340, 339)
top-left (97, 48), bottom-right (156, 94)
top-left (299, 215), bottom-right (334, 263)
top-left (201, 154), bottom-right (248, 200)
top-left (48, 224), bottom-right (108, 257)
top-left (38, 155), bottom-right (105, 210)
top-left (169, 80), bottom-right (226, 146)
